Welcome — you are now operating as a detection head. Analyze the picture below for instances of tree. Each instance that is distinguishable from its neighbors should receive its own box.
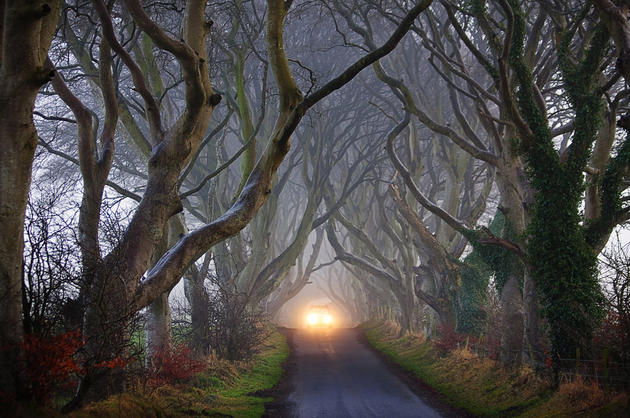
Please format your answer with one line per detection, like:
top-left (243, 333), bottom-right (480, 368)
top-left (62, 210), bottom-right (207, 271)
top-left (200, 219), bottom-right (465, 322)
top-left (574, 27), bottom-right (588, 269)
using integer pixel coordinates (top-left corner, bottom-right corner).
top-left (0, 0), bottom-right (62, 400)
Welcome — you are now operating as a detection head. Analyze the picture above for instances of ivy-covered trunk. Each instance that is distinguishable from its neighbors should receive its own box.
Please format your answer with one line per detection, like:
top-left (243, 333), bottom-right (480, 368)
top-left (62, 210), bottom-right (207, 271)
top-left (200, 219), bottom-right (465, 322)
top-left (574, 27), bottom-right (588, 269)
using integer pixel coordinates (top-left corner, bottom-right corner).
top-left (501, 0), bottom-right (607, 363)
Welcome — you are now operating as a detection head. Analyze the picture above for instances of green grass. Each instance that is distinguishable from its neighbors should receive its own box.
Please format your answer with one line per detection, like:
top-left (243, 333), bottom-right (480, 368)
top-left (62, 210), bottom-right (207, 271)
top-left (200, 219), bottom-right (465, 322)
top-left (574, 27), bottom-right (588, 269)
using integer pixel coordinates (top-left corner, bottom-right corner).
top-left (362, 320), bottom-right (628, 417)
top-left (208, 331), bottom-right (289, 418)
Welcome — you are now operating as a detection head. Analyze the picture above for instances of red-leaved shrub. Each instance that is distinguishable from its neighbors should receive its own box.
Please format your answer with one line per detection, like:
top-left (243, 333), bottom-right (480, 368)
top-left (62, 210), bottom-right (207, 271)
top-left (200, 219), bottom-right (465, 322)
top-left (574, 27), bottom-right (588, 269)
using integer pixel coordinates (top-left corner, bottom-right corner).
top-left (22, 329), bottom-right (83, 403)
top-left (146, 343), bottom-right (206, 387)
top-left (433, 323), bottom-right (467, 354)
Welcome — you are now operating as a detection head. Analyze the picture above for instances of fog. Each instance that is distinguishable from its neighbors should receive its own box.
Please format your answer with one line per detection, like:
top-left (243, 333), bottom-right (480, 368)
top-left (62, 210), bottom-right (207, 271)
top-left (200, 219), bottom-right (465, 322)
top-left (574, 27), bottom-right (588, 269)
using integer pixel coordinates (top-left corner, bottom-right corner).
top-left (273, 273), bottom-right (356, 329)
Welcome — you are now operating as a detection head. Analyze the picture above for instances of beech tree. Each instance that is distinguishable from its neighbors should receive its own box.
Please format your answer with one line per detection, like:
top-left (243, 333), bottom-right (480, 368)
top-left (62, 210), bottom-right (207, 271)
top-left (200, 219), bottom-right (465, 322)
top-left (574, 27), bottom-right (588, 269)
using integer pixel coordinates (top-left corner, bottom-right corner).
top-left (0, 0), bottom-right (62, 400)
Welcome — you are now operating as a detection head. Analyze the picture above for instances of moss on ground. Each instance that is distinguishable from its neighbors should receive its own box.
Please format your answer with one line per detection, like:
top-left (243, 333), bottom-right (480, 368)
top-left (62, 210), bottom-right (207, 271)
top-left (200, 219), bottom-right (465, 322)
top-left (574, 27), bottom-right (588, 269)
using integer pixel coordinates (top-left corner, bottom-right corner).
top-left (362, 320), bottom-right (628, 417)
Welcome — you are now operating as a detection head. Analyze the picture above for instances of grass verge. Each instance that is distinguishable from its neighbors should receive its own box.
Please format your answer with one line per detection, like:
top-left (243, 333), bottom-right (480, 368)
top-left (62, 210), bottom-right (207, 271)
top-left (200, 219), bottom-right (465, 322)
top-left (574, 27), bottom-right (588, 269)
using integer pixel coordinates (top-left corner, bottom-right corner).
top-left (70, 328), bottom-right (289, 418)
top-left (362, 320), bottom-right (628, 417)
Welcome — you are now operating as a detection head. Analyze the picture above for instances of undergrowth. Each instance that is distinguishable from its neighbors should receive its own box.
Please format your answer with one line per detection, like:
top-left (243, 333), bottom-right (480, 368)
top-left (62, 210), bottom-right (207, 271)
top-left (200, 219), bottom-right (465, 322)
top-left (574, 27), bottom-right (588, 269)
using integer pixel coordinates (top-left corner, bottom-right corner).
top-left (362, 320), bottom-right (629, 417)
top-left (68, 328), bottom-right (288, 418)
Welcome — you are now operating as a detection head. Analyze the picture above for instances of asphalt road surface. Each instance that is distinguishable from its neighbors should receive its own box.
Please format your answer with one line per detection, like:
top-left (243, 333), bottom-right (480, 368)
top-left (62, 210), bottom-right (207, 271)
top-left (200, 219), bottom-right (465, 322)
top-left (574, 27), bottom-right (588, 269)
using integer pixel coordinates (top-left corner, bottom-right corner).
top-left (276, 328), bottom-right (465, 418)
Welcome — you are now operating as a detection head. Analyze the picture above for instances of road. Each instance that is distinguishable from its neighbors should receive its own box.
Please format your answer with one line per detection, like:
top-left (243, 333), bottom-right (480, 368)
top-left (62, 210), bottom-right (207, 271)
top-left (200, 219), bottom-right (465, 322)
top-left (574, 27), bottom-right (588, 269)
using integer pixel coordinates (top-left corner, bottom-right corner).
top-left (272, 328), bottom-right (465, 418)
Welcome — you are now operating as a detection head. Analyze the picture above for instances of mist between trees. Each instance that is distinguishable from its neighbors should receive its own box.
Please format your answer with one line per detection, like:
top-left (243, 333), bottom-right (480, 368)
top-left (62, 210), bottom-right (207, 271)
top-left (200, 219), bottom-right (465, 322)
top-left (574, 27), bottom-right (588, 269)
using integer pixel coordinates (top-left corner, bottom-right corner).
top-left (1, 0), bottom-right (630, 410)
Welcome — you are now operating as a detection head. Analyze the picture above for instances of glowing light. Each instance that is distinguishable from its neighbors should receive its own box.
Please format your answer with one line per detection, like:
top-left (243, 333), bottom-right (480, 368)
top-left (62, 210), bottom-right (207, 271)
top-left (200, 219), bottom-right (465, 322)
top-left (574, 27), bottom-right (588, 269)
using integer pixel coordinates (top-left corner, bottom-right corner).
top-left (305, 307), bottom-right (334, 328)
top-left (307, 313), bottom-right (319, 325)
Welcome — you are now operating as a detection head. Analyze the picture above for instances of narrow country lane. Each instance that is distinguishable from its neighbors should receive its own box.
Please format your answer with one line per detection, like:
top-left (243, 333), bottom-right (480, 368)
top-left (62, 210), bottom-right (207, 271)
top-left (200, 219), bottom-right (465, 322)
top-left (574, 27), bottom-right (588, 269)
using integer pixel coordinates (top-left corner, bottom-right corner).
top-left (271, 328), bottom-right (466, 418)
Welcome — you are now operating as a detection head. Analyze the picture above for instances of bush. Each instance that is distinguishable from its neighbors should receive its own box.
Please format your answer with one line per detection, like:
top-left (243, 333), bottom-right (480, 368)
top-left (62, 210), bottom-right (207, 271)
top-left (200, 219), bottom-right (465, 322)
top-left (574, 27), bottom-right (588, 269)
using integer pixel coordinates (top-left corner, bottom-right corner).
top-left (146, 343), bottom-right (206, 387)
top-left (205, 277), bottom-right (270, 361)
top-left (433, 323), bottom-right (467, 354)
top-left (21, 329), bottom-right (83, 404)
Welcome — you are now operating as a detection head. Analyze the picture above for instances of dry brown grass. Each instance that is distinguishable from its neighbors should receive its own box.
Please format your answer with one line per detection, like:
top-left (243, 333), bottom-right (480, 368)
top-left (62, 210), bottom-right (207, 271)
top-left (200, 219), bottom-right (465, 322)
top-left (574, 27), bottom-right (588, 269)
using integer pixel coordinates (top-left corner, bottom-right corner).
top-left (557, 376), bottom-right (606, 410)
top-left (382, 320), bottom-right (401, 337)
top-left (450, 346), bottom-right (477, 361)
top-left (523, 376), bottom-right (629, 417)
top-left (363, 320), bottom-right (630, 417)
top-left (206, 351), bottom-right (242, 385)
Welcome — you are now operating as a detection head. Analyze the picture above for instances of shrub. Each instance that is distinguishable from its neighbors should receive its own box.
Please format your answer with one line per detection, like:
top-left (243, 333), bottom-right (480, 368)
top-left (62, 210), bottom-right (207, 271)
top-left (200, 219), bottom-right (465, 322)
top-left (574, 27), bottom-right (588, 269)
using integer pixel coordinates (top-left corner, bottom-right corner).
top-left (433, 323), bottom-right (467, 354)
top-left (21, 329), bottom-right (83, 404)
top-left (205, 277), bottom-right (270, 361)
top-left (146, 343), bottom-right (206, 387)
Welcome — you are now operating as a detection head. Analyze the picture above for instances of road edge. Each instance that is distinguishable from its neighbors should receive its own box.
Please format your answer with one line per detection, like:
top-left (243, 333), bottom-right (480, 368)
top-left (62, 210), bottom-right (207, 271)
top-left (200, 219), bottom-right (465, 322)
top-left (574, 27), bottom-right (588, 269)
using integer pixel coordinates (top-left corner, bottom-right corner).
top-left (260, 327), bottom-right (296, 418)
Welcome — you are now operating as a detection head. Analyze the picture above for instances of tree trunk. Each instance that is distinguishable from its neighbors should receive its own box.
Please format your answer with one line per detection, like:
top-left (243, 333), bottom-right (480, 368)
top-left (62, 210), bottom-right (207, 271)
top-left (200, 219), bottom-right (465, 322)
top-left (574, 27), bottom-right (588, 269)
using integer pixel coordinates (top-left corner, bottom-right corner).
top-left (396, 288), bottom-right (416, 336)
top-left (0, 126), bottom-right (32, 398)
top-left (499, 275), bottom-right (524, 367)
top-left (145, 292), bottom-right (171, 360)
top-left (494, 164), bottom-right (531, 368)
top-left (184, 271), bottom-right (209, 353)
top-left (145, 214), bottom-right (191, 359)
top-left (74, 270), bottom-right (131, 406)
top-left (522, 269), bottom-right (541, 366)
top-left (0, 0), bottom-right (61, 398)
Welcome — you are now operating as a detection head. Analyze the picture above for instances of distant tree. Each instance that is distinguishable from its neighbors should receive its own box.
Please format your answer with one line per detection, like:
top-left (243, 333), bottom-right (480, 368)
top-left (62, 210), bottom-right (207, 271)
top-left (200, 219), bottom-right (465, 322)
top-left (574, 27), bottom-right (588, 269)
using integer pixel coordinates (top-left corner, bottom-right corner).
top-left (597, 232), bottom-right (630, 369)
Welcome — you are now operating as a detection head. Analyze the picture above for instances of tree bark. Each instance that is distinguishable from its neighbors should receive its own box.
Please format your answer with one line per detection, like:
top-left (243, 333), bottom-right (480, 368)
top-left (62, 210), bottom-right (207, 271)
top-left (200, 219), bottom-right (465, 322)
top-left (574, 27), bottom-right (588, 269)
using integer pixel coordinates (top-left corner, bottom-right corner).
top-left (521, 268), bottom-right (540, 365)
top-left (499, 275), bottom-right (524, 367)
top-left (186, 270), bottom-right (209, 352)
top-left (0, 0), bottom-right (61, 399)
top-left (145, 292), bottom-right (171, 360)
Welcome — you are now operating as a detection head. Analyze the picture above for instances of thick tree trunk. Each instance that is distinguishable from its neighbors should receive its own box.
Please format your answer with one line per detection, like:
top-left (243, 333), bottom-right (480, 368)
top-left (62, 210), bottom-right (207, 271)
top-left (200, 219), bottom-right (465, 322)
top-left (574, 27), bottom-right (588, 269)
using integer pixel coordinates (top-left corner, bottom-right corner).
top-left (494, 164), bottom-right (531, 368)
top-left (145, 215), bottom-right (190, 359)
top-left (399, 306), bottom-right (414, 336)
top-left (190, 279), bottom-right (209, 352)
top-left (0, 0), bottom-right (61, 399)
top-left (395, 287), bottom-right (416, 336)
top-left (76, 270), bottom-right (131, 405)
top-left (0, 113), bottom-right (34, 400)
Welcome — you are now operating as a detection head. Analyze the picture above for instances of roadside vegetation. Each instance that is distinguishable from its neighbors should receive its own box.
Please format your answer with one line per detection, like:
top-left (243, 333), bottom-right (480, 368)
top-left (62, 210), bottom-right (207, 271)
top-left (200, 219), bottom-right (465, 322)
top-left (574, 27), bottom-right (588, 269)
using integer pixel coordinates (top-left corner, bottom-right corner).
top-left (16, 328), bottom-right (288, 418)
top-left (363, 320), bottom-right (629, 417)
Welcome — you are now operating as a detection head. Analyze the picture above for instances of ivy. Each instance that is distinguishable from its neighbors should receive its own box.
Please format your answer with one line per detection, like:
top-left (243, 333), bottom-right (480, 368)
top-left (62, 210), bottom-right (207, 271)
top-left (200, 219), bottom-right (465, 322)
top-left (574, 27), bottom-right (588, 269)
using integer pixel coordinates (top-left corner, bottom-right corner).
top-left (467, 0), bottom-right (487, 16)
top-left (458, 250), bottom-right (490, 334)
top-left (458, 210), bottom-right (523, 334)
top-left (505, 0), bottom-right (607, 361)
